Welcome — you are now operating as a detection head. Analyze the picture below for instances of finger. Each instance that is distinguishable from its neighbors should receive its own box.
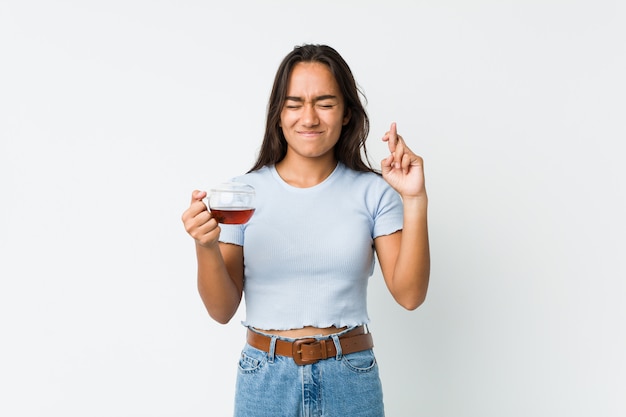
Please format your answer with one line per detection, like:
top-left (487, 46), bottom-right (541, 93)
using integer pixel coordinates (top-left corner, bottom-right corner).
top-left (195, 216), bottom-right (219, 236)
top-left (382, 122), bottom-right (398, 150)
top-left (195, 207), bottom-right (213, 223)
top-left (184, 209), bottom-right (215, 237)
top-left (381, 122), bottom-right (395, 141)
top-left (389, 122), bottom-right (398, 152)
top-left (389, 122), bottom-right (397, 138)
top-left (182, 205), bottom-right (204, 230)
top-left (182, 197), bottom-right (209, 224)
top-left (401, 152), bottom-right (412, 174)
top-left (392, 135), bottom-right (407, 169)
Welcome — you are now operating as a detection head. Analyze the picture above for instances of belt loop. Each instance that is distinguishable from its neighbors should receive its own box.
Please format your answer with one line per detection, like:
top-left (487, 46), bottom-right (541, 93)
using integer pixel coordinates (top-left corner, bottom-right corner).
top-left (331, 334), bottom-right (342, 360)
top-left (268, 336), bottom-right (277, 363)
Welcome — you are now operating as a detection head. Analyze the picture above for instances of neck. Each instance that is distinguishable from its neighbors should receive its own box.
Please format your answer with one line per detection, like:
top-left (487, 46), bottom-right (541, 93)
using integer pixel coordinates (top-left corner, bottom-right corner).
top-left (275, 154), bottom-right (338, 188)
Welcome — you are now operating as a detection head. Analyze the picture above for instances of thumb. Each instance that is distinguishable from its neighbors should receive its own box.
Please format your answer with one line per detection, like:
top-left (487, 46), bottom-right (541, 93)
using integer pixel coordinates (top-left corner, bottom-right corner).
top-left (380, 154), bottom-right (393, 172)
top-left (190, 189), bottom-right (207, 203)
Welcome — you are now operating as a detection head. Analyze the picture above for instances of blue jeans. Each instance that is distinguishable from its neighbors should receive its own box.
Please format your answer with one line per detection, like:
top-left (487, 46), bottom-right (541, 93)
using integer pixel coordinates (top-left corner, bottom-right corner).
top-left (234, 327), bottom-right (385, 417)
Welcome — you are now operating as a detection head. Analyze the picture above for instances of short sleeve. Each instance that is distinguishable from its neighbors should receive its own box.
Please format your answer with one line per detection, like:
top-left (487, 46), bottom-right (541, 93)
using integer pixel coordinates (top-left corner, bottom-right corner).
top-left (218, 223), bottom-right (244, 246)
top-left (372, 181), bottom-right (404, 239)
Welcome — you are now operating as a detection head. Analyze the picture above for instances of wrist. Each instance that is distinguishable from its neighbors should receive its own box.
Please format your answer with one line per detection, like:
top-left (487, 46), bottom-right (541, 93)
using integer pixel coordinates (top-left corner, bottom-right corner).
top-left (401, 193), bottom-right (428, 206)
top-left (196, 240), bottom-right (220, 252)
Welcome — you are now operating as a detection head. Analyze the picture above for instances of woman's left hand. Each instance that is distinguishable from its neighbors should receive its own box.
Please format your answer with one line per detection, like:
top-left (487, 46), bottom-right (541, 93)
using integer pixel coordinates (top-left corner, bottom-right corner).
top-left (381, 122), bottom-right (426, 199)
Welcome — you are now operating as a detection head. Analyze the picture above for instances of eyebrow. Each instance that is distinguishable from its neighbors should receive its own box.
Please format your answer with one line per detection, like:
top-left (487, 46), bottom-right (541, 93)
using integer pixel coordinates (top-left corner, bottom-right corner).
top-left (284, 95), bottom-right (338, 102)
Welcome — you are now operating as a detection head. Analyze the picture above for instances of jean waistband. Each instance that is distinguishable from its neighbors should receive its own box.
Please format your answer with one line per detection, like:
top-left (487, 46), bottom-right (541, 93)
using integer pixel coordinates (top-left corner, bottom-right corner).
top-left (246, 325), bottom-right (373, 366)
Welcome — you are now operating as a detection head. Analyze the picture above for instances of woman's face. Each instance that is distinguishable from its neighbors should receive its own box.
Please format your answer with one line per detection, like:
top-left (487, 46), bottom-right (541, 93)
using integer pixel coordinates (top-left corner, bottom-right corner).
top-left (279, 62), bottom-right (351, 162)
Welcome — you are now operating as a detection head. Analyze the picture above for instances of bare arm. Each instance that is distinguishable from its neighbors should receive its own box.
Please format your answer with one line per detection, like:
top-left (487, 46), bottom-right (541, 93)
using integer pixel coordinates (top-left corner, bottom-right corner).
top-left (376, 122), bottom-right (431, 310)
top-left (375, 196), bottom-right (430, 310)
top-left (182, 190), bottom-right (244, 324)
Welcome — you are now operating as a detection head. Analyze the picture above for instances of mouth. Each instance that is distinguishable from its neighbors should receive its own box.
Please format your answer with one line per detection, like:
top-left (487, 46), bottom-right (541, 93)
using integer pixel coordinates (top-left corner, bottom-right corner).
top-left (297, 131), bottom-right (323, 138)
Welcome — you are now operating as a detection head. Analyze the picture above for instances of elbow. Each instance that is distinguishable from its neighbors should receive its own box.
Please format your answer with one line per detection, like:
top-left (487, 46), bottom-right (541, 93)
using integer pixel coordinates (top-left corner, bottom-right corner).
top-left (214, 317), bottom-right (232, 325)
top-left (209, 310), bottom-right (234, 325)
top-left (398, 291), bottom-right (427, 311)
top-left (202, 301), bottom-right (237, 324)
top-left (401, 298), bottom-right (425, 311)
top-left (403, 270), bottom-right (430, 311)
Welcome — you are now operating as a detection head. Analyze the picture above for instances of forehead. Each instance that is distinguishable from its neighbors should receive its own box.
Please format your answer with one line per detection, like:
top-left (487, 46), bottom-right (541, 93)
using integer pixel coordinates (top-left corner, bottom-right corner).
top-left (286, 62), bottom-right (341, 96)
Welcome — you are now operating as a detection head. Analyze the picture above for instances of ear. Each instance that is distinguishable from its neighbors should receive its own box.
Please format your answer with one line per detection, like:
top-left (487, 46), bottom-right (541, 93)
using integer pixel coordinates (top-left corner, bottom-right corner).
top-left (343, 108), bottom-right (352, 126)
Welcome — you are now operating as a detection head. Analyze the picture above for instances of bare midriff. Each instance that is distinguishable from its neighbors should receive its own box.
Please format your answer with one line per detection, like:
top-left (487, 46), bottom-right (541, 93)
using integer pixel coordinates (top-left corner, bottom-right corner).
top-left (255, 325), bottom-right (348, 338)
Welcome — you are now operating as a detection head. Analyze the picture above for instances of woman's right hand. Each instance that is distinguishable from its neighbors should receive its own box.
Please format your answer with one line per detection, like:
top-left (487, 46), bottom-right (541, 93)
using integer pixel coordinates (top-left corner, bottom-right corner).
top-left (181, 190), bottom-right (221, 247)
top-left (182, 191), bottom-right (244, 324)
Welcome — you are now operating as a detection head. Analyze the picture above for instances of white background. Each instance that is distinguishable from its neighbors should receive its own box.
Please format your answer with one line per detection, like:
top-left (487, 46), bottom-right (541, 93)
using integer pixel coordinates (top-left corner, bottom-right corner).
top-left (1, 1), bottom-right (625, 416)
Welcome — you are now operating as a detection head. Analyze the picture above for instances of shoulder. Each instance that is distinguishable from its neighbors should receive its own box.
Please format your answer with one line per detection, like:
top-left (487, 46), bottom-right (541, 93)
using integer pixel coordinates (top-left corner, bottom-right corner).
top-left (336, 164), bottom-right (392, 192)
top-left (231, 166), bottom-right (273, 186)
top-left (335, 163), bottom-right (377, 179)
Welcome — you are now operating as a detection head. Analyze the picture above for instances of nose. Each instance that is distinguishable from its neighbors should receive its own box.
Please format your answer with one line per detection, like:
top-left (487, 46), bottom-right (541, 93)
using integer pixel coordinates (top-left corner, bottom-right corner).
top-left (301, 104), bottom-right (319, 126)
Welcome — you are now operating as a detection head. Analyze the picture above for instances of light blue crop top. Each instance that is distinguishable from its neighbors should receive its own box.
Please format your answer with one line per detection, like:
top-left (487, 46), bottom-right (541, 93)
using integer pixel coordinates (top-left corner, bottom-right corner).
top-left (218, 162), bottom-right (404, 330)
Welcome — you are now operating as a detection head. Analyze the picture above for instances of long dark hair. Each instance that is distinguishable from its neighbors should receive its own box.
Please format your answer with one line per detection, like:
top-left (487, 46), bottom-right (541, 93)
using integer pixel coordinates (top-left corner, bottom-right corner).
top-left (249, 44), bottom-right (376, 173)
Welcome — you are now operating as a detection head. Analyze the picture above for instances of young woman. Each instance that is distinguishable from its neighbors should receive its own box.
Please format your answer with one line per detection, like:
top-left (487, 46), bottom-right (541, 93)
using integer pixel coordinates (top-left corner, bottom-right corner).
top-left (182, 44), bottom-right (430, 417)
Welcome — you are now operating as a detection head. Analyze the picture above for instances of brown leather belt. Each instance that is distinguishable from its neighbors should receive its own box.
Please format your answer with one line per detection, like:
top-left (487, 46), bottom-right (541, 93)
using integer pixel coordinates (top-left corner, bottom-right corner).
top-left (247, 326), bottom-right (374, 366)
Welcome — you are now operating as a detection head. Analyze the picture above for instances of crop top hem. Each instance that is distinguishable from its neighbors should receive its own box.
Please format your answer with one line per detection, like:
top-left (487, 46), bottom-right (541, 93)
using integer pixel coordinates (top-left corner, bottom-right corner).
top-left (240, 318), bottom-right (370, 332)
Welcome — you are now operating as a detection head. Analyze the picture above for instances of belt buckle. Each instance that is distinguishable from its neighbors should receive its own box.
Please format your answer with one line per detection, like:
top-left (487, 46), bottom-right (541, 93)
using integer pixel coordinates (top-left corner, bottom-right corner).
top-left (292, 338), bottom-right (318, 366)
